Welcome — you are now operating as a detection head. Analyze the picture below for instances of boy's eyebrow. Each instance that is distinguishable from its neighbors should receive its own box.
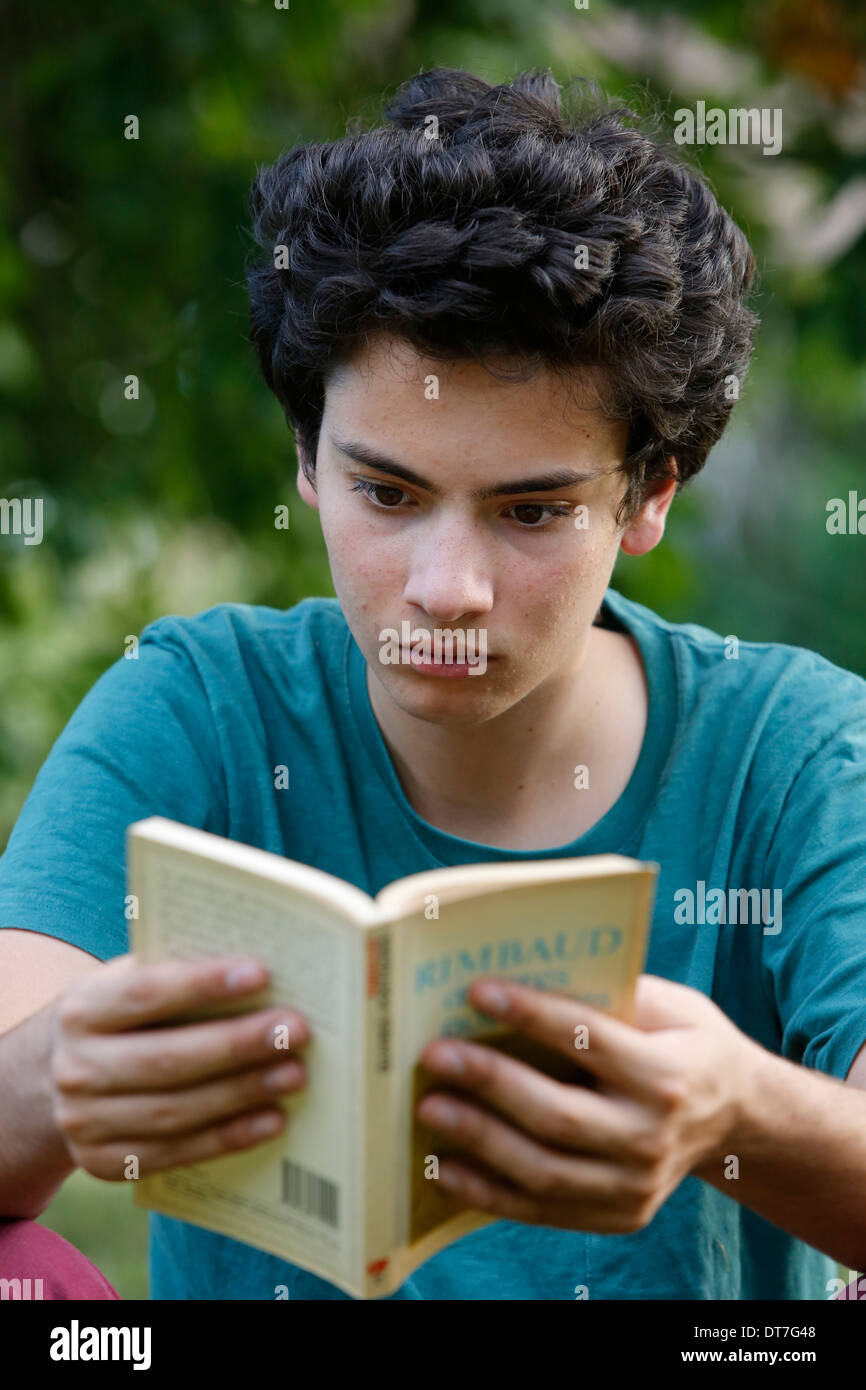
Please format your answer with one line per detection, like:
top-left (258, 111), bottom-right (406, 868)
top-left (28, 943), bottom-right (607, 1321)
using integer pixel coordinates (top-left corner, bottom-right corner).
top-left (330, 435), bottom-right (605, 498)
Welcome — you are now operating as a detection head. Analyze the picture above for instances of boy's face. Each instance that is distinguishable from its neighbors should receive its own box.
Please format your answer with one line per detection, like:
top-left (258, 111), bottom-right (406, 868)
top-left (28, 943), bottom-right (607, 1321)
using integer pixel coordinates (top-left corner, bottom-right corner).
top-left (299, 333), bottom-right (676, 727)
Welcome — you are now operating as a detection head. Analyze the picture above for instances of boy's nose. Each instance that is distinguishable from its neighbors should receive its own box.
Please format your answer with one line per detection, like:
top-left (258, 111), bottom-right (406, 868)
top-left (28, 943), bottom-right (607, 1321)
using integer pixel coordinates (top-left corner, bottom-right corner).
top-left (402, 522), bottom-right (494, 622)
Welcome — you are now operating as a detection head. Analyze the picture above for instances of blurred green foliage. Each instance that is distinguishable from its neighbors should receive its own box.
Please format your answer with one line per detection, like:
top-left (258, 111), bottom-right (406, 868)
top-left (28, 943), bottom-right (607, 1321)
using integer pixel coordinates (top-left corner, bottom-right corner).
top-left (2, 0), bottom-right (865, 1296)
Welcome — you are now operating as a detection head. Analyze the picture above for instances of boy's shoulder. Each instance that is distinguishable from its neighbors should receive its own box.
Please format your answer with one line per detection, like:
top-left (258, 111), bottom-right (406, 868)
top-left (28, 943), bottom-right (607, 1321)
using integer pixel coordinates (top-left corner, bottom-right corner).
top-left (610, 585), bottom-right (865, 689)
top-left (607, 585), bottom-right (866, 758)
top-left (137, 596), bottom-right (351, 666)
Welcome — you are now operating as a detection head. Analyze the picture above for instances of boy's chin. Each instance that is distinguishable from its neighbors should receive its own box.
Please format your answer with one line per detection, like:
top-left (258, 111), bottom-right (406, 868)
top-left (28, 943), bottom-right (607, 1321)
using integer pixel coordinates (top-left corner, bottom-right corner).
top-left (379, 671), bottom-right (511, 727)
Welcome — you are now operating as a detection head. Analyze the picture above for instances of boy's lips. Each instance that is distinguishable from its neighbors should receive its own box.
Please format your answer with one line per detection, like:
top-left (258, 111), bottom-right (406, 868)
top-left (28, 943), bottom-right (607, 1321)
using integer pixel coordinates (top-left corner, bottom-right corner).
top-left (406, 656), bottom-right (488, 678)
top-left (406, 651), bottom-right (494, 675)
top-left (400, 648), bottom-right (494, 662)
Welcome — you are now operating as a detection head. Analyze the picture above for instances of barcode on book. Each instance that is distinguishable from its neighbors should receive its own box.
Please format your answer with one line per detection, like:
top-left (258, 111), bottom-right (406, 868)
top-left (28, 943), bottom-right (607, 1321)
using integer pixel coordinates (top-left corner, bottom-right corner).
top-left (281, 1159), bottom-right (340, 1227)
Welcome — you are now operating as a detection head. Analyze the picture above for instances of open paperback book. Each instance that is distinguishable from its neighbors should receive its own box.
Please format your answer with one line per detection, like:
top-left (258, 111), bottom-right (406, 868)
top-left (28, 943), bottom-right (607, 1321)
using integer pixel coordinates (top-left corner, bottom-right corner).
top-left (127, 816), bottom-right (658, 1299)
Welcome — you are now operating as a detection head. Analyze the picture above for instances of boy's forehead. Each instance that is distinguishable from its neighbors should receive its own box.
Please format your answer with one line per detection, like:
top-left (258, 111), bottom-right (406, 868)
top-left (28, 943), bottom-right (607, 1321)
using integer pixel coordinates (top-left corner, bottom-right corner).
top-left (324, 333), bottom-right (627, 456)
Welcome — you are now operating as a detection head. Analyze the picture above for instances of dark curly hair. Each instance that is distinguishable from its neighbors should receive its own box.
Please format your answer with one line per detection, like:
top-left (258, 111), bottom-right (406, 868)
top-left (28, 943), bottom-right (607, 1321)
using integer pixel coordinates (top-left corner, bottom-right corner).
top-left (246, 67), bottom-right (759, 527)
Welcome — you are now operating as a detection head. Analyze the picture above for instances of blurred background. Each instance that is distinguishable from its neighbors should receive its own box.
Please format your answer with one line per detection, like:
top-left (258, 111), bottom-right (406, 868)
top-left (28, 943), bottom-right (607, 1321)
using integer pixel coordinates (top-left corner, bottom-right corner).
top-left (1, 0), bottom-right (864, 1298)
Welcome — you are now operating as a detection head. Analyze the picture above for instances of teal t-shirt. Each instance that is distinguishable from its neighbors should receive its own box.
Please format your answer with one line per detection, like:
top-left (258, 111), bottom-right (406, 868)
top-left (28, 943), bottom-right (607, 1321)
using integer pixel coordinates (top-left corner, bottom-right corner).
top-left (1, 586), bottom-right (865, 1300)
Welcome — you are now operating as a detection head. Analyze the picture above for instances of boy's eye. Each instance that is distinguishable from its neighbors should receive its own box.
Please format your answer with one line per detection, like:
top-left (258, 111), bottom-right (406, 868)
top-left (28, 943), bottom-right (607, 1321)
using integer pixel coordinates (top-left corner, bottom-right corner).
top-left (506, 502), bottom-right (572, 527)
top-left (352, 478), bottom-right (409, 508)
top-left (510, 503), bottom-right (548, 526)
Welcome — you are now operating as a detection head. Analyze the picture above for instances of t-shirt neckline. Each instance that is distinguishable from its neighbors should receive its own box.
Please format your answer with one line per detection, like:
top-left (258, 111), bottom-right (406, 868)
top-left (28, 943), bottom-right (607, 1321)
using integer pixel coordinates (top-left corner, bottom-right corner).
top-left (345, 586), bottom-right (677, 864)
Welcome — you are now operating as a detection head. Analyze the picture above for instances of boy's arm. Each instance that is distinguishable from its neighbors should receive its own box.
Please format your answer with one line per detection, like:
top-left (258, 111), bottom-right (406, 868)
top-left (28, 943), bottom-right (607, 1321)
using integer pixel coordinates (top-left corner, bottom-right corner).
top-left (0, 929), bottom-right (102, 1035)
top-left (689, 1034), bottom-right (866, 1267)
top-left (0, 930), bottom-right (103, 1217)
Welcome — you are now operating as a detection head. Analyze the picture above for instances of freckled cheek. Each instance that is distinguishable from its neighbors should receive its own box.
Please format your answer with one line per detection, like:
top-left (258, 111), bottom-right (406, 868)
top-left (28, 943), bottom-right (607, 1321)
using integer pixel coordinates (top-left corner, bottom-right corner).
top-left (322, 513), bottom-right (406, 605)
top-left (506, 549), bottom-right (604, 655)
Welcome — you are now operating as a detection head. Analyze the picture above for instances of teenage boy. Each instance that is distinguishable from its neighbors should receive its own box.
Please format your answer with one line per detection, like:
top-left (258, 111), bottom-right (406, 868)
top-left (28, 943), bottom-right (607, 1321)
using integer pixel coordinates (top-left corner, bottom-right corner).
top-left (1, 69), bottom-right (865, 1301)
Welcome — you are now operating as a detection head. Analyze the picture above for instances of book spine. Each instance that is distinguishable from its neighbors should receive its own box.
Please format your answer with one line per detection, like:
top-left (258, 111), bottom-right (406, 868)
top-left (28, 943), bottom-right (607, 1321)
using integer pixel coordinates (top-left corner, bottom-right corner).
top-left (361, 923), bottom-right (397, 1298)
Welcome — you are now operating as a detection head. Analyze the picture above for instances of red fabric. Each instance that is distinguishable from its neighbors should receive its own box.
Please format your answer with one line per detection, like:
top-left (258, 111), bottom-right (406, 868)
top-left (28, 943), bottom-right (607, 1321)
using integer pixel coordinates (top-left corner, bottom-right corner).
top-left (0, 1218), bottom-right (121, 1300)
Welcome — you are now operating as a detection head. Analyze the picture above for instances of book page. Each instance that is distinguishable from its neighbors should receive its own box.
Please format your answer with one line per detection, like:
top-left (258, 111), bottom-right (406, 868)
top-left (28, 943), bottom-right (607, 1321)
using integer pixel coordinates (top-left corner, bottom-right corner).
top-left (382, 864), bottom-right (656, 1290)
top-left (128, 823), bottom-right (368, 1296)
top-left (375, 853), bottom-right (644, 919)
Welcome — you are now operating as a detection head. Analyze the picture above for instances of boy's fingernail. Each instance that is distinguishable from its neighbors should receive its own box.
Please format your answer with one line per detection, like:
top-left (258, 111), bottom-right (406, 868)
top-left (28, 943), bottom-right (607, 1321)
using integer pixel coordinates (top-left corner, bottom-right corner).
top-left (251, 1112), bottom-right (284, 1137)
top-left (225, 963), bottom-right (265, 992)
top-left (473, 983), bottom-right (510, 1014)
top-left (263, 1063), bottom-right (304, 1092)
top-left (421, 1099), bottom-right (460, 1129)
top-left (430, 1044), bottom-right (465, 1075)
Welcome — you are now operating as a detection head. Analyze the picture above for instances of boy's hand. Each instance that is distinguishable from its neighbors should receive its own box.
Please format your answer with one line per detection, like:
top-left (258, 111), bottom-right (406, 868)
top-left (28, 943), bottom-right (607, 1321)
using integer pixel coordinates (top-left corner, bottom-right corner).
top-left (47, 954), bottom-right (310, 1181)
top-left (416, 973), bottom-right (757, 1233)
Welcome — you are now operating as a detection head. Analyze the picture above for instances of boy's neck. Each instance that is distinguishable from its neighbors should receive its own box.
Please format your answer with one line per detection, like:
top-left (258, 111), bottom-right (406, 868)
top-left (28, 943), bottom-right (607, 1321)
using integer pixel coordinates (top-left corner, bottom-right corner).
top-left (365, 623), bottom-right (649, 851)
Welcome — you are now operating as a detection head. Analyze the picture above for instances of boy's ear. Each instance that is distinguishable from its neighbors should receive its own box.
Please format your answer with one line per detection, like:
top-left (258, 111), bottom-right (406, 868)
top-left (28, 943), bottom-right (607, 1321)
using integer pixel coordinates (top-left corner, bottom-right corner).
top-left (295, 437), bottom-right (319, 510)
top-left (619, 464), bottom-right (678, 557)
top-left (296, 463), bottom-right (319, 510)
